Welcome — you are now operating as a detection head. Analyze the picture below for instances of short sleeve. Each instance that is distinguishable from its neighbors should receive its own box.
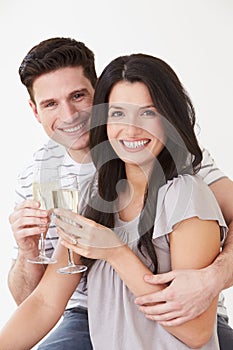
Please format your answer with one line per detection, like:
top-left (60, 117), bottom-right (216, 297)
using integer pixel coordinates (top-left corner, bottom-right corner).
top-left (153, 174), bottom-right (227, 244)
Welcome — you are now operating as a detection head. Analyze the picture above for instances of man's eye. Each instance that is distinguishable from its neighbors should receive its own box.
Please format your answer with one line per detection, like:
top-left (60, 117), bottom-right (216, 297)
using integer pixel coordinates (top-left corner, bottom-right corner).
top-left (73, 93), bottom-right (84, 100)
top-left (45, 101), bottom-right (56, 108)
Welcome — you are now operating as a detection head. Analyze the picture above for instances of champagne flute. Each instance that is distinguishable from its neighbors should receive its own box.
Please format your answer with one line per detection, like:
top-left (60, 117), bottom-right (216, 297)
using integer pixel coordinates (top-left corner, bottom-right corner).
top-left (27, 167), bottom-right (58, 264)
top-left (53, 175), bottom-right (87, 274)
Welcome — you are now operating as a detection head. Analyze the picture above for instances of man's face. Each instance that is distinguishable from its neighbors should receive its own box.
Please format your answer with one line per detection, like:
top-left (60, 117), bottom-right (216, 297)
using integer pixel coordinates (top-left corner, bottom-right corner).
top-left (30, 66), bottom-right (94, 162)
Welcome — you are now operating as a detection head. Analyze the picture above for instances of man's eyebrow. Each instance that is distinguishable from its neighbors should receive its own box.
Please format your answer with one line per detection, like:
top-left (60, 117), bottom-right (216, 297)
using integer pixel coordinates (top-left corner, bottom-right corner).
top-left (70, 88), bottom-right (89, 94)
top-left (39, 89), bottom-right (89, 107)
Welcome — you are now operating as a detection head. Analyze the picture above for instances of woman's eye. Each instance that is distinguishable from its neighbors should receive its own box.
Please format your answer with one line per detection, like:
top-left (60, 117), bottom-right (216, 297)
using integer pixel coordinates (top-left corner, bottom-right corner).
top-left (109, 111), bottom-right (124, 118)
top-left (141, 110), bottom-right (157, 118)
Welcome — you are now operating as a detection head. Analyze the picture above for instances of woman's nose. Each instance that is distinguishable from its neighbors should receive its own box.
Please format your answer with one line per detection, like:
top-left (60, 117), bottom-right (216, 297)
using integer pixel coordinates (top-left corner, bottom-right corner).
top-left (123, 116), bottom-right (143, 136)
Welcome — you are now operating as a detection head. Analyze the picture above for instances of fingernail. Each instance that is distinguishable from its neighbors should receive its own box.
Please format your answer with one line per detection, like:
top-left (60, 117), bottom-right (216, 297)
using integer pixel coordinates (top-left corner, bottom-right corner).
top-left (144, 275), bottom-right (152, 281)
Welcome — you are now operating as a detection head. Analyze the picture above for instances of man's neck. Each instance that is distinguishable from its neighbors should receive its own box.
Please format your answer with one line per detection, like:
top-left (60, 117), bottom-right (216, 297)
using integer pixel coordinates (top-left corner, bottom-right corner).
top-left (68, 148), bottom-right (92, 164)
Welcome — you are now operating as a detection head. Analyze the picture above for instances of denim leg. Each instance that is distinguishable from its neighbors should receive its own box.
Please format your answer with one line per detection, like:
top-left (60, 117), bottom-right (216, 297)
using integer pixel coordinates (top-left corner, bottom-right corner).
top-left (217, 315), bottom-right (233, 350)
top-left (37, 308), bottom-right (92, 350)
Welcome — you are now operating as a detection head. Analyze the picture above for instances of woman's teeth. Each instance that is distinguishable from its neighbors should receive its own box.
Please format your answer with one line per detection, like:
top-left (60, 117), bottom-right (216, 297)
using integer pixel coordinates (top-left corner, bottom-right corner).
top-left (122, 140), bottom-right (149, 149)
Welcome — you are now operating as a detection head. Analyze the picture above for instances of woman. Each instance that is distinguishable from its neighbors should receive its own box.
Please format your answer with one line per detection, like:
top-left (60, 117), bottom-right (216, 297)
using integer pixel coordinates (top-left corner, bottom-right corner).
top-left (0, 54), bottom-right (227, 349)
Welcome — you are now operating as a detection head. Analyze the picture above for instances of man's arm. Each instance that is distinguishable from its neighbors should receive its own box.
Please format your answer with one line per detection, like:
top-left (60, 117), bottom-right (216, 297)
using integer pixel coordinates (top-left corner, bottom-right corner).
top-left (8, 258), bottom-right (45, 305)
top-left (135, 177), bottom-right (233, 326)
top-left (8, 200), bottom-right (50, 304)
top-left (207, 178), bottom-right (233, 289)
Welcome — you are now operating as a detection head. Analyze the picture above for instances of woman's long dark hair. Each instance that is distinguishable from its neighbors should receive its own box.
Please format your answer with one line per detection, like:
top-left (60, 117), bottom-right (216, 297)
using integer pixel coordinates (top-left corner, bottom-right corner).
top-left (81, 54), bottom-right (202, 273)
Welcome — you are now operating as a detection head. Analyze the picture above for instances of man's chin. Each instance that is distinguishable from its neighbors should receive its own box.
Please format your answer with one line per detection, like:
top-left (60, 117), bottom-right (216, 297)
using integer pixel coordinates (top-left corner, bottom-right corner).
top-left (52, 132), bottom-right (90, 149)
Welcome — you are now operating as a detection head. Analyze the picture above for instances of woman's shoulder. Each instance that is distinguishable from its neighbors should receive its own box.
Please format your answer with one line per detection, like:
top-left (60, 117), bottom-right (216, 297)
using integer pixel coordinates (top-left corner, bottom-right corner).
top-left (153, 174), bottom-right (227, 239)
top-left (163, 173), bottom-right (210, 193)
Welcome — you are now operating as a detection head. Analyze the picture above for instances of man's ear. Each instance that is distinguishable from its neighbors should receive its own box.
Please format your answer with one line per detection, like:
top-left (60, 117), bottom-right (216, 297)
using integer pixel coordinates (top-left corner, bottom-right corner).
top-left (29, 100), bottom-right (41, 123)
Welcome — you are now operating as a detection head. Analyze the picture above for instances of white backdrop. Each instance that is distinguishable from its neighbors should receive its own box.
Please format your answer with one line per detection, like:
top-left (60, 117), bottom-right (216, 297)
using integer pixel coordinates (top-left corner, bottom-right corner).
top-left (0, 0), bottom-right (232, 335)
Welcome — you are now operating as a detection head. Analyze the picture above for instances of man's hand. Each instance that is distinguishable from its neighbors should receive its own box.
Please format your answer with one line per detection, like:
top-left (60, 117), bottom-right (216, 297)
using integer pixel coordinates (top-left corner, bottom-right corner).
top-left (8, 200), bottom-right (50, 304)
top-left (135, 268), bottom-right (217, 326)
top-left (9, 200), bottom-right (49, 255)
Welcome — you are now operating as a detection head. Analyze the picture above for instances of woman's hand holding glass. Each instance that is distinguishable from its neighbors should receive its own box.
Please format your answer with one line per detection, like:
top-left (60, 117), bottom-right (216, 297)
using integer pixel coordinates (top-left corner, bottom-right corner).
top-left (53, 175), bottom-right (88, 274)
top-left (53, 208), bottom-right (124, 261)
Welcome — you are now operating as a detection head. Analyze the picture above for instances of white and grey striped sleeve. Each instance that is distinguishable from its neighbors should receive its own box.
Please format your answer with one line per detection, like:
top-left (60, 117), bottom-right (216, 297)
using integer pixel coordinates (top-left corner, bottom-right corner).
top-left (199, 148), bottom-right (227, 186)
top-left (11, 142), bottom-right (65, 260)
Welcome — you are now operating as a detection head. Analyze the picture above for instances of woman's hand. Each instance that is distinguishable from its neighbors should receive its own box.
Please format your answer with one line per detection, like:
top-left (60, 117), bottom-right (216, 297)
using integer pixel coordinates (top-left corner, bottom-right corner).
top-left (53, 208), bottom-right (124, 261)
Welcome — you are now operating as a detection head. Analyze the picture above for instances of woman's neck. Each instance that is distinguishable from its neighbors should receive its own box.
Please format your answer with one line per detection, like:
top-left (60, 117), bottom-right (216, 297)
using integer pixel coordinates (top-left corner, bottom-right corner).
top-left (118, 164), bottom-right (149, 222)
top-left (125, 163), bottom-right (150, 195)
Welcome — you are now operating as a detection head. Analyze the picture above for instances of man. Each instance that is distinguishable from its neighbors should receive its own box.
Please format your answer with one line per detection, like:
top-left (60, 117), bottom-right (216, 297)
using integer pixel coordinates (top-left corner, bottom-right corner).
top-left (8, 37), bottom-right (233, 349)
top-left (8, 37), bottom-right (96, 350)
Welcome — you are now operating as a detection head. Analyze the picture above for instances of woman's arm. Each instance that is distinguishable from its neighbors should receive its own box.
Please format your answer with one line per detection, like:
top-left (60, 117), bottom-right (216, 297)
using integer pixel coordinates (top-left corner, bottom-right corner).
top-left (55, 209), bottom-right (220, 348)
top-left (0, 242), bottom-right (82, 350)
top-left (110, 217), bottom-right (220, 348)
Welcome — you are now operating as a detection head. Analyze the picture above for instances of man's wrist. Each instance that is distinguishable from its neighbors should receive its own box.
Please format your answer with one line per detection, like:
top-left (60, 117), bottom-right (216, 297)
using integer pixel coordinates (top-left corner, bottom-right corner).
top-left (17, 245), bottom-right (39, 260)
top-left (203, 262), bottom-right (226, 296)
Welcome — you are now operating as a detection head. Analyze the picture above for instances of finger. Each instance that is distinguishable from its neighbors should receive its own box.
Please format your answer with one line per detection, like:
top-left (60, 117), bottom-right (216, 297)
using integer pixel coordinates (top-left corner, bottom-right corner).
top-left (56, 226), bottom-right (80, 244)
top-left (135, 290), bottom-right (168, 305)
top-left (54, 217), bottom-right (83, 236)
top-left (9, 208), bottom-right (48, 224)
top-left (60, 238), bottom-right (89, 258)
top-left (53, 208), bottom-right (77, 221)
top-left (54, 208), bottom-right (92, 227)
top-left (158, 316), bottom-right (190, 327)
top-left (143, 271), bottom-right (176, 285)
top-left (138, 301), bottom-right (182, 316)
top-left (60, 240), bottom-right (82, 256)
top-left (58, 229), bottom-right (82, 253)
top-left (14, 200), bottom-right (41, 210)
top-left (11, 216), bottom-right (49, 231)
top-left (15, 225), bottom-right (47, 239)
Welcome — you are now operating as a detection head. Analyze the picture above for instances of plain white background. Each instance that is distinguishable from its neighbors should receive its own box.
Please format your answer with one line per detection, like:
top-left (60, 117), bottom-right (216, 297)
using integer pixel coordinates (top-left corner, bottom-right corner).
top-left (0, 0), bottom-right (232, 339)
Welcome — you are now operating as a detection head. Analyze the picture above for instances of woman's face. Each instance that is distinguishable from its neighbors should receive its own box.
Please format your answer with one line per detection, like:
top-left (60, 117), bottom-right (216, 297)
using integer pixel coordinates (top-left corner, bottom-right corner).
top-left (107, 81), bottom-right (165, 168)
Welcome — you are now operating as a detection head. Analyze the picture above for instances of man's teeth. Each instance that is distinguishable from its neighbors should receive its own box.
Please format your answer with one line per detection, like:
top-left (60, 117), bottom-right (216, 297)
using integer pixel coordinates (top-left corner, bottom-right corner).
top-left (122, 140), bottom-right (149, 149)
top-left (63, 122), bottom-right (85, 133)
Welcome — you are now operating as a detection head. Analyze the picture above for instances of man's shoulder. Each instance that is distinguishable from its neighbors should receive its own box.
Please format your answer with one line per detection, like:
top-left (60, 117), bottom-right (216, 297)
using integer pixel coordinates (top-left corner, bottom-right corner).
top-left (32, 140), bottom-right (66, 163)
top-left (17, 141), bottom-right (66, 179)
top-left (199, 147), bottom-right (226, 185)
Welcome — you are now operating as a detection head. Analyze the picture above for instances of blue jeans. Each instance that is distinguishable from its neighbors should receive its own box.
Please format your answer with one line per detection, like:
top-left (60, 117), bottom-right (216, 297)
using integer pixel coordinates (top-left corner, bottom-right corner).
top-left (37, 309), bottom-right (232, 349)
top-left (37, 307), bottom-right (92, 350)
top-left (217, 315), bottom-right (233, 350)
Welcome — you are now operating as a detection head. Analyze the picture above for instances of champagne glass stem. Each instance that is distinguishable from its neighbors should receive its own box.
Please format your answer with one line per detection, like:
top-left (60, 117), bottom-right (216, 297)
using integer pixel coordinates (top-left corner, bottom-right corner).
top-left (67, 248), bottom-right (75, 266)
top-left (39, 233), bottom-right (46, 256)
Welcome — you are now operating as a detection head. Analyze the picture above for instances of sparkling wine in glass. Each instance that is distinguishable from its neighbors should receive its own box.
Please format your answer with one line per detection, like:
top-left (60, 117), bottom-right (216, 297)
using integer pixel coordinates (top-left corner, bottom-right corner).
top-left (53, 175), bottom-right (87, 274)
top-left (27, 167), bottom-right (58, 264)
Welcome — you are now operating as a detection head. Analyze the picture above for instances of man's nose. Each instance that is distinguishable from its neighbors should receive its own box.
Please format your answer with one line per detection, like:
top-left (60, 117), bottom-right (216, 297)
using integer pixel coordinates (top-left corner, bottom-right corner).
top-left (59, 103), bottom-right (78, 123)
